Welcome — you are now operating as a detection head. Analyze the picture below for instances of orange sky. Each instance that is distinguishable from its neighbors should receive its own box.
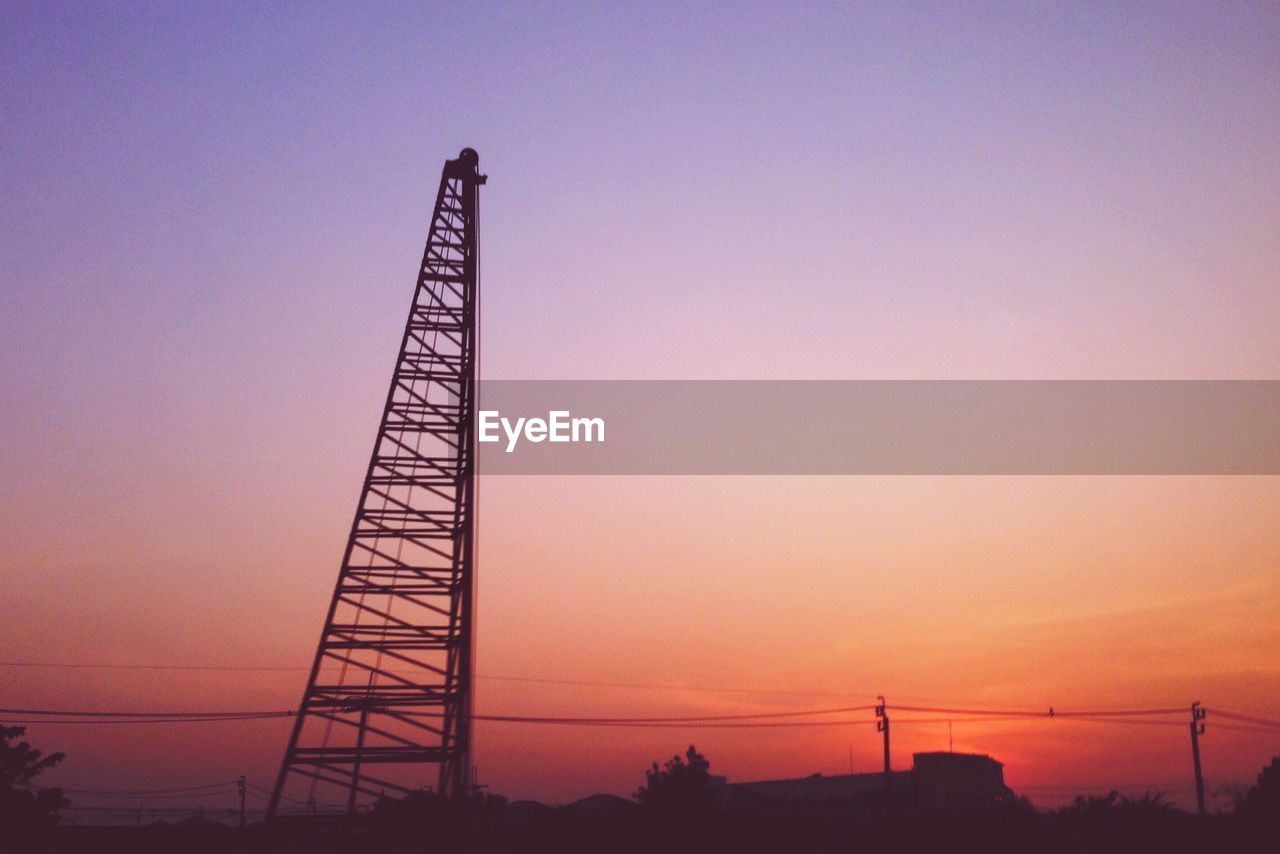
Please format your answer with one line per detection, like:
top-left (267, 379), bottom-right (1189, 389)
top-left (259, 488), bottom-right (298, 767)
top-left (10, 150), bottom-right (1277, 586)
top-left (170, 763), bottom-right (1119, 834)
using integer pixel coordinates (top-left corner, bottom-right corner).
top-left (3, 475), bottom-right (1277, 809)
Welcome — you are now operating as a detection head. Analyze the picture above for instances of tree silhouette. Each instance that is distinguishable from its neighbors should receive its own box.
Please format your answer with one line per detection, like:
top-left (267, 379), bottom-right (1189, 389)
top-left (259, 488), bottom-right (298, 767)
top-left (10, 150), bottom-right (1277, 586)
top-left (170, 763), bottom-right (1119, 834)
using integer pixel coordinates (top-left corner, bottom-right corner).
top-left (1, 725), bottom-right (69, 844)
top-left (1237, 755), bottom-right (1279, 830)
top-left (634, 745), bottom-right (714, 818)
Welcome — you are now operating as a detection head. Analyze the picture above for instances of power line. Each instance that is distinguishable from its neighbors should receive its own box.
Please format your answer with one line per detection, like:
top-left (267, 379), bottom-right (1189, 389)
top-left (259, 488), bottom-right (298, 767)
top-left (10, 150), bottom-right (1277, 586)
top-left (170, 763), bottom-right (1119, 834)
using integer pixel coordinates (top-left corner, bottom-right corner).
top-left (0, 707), bottom-right (286, 719)
top-left (59, 781), bottom-right (240, 796)
top-left (11, 662), bottom-right (1276, 723)
top-left (0, 713), bottom-right (291, 724)
top-left (0, 660), bottom-right (873, 699)
top-left (61, 788), bottom-right (241, 801)
top-left (32, 779), bottom-right (335, 812)
top-left (2, 705), bottom-right (877, 725)
top-left (6, 704), bottom-right (1277, 730)
top-left (1213, 722), bottom-right (1280, 734)
top-left (0, 661), bottom-right (304, 672)
top-left (887, 704), bottom-right (1187, 718)
top-left (477, 717), bottom-right (876, 729)
top-left (0, 717), bottom-right (289, 727)
top-left (1212, 709), bottom-right (1280, 728)
top-left (60, 805), bottom-right (254, 813)
top-left (1049, 716), bottom-right (1185, 728)
top-left (244, 780), bottom-right (337, 809)
top-left (473, 705), bottom-right (877, 724)
top-left (480, 673), bottom-right (869, 699)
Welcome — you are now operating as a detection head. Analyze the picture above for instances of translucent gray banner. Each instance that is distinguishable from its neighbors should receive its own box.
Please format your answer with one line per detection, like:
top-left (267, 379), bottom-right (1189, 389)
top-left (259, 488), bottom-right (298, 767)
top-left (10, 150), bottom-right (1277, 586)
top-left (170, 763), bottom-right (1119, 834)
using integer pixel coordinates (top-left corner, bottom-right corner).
top-left (472, 381), bottom-right (1280, 474)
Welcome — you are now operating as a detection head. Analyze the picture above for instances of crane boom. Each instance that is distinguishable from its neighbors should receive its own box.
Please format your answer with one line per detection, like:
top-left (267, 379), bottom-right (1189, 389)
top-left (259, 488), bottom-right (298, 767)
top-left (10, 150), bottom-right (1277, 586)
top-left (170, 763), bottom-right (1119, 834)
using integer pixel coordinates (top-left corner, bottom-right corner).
top-left (269, 148), bottom-right (486, 817)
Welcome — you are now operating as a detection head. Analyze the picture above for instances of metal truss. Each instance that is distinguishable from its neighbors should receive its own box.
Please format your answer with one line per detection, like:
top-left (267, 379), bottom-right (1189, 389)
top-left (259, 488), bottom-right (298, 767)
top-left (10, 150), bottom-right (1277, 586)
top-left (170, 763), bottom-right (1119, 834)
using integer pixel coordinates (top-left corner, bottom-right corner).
top-left (269, 149), bottom-right (486, 817)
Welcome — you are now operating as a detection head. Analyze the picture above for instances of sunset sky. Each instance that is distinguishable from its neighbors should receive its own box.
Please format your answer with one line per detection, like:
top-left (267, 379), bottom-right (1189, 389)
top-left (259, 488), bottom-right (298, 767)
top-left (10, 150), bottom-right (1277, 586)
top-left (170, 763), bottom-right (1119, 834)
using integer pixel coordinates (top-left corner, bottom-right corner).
top-left (2, 2), bottom-right (1278, 814)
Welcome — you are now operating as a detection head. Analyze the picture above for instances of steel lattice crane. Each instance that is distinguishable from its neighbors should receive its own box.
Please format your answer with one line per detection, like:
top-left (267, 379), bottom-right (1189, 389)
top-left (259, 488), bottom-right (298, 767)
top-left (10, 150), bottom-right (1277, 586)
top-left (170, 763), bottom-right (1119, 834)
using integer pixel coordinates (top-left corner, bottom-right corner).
top-left (269, 149), bottom-right (486, 817)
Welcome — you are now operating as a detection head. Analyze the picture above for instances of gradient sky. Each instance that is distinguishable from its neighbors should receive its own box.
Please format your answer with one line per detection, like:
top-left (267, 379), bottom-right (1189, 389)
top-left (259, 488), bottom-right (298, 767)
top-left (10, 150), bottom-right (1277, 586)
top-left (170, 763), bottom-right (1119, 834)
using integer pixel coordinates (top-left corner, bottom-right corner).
top-left (2, 1), bottom-right (1278, 813)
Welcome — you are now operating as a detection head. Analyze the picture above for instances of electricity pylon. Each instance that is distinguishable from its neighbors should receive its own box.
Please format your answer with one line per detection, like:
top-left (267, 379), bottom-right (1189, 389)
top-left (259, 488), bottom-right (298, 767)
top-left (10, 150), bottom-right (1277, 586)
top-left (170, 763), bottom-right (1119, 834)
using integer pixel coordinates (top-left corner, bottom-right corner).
top-left (269, 149), bottom-right (486, 817)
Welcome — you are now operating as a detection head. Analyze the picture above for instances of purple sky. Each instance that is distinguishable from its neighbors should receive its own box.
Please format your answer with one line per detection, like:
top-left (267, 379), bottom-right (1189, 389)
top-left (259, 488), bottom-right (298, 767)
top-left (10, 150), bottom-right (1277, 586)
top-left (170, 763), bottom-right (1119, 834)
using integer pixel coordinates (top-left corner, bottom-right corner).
top-left (6, 3), bottom-right (1278, 392)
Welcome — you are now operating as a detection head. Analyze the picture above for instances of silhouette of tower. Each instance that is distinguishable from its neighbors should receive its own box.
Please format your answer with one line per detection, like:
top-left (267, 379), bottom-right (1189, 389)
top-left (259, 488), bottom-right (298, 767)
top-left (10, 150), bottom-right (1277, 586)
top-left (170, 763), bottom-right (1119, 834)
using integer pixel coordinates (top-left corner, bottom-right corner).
top-left (269, 149), bottom-right (486, 817)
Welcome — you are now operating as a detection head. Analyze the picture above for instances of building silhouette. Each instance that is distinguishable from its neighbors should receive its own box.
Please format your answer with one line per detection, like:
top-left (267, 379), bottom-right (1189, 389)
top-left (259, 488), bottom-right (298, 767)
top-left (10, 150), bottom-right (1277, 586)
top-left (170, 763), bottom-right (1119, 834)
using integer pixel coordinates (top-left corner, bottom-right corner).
top-left (717, 751), bottom-right (1011, 815)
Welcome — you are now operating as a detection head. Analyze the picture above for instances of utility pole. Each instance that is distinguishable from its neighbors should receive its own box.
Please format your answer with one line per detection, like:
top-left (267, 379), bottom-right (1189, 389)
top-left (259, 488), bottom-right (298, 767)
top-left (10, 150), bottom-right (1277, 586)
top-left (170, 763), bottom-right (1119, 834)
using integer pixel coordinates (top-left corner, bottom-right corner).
top-left (1189, 701), bottom-right (1207, 817)
top-left (875, 696), bottom-right (891, 795)
top-left (238, 776), bottom-right (246, 829)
